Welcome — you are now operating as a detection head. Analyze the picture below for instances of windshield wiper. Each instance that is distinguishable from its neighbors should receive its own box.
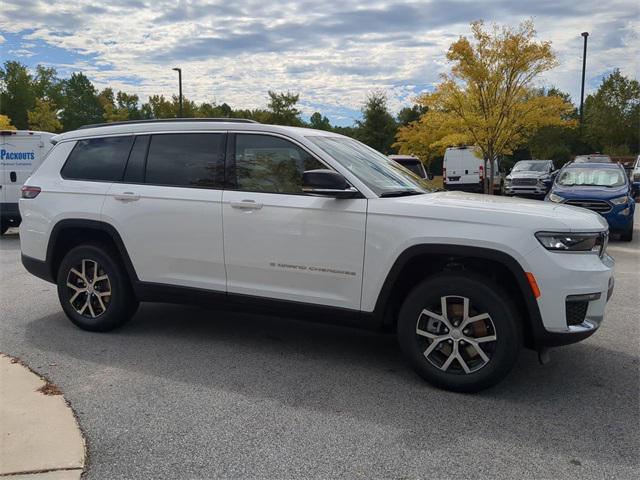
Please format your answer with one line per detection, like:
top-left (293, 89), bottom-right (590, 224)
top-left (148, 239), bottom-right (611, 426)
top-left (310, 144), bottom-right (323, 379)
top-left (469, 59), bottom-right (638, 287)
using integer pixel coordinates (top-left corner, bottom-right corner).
top-left (380, 189), bottom-right (424, 198)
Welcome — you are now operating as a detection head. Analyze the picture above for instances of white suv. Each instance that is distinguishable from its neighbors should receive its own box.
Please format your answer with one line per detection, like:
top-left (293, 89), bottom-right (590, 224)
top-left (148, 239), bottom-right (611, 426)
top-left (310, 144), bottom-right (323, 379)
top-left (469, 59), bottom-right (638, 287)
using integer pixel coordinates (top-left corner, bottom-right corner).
top-left (19, 119), bottom-right (615, 392)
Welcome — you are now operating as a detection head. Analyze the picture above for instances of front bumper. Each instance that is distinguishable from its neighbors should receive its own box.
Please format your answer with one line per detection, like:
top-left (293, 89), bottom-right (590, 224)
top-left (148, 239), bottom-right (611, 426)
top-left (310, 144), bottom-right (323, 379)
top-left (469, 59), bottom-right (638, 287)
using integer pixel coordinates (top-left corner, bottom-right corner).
top-left (524, 247), bottom-right (615, 347)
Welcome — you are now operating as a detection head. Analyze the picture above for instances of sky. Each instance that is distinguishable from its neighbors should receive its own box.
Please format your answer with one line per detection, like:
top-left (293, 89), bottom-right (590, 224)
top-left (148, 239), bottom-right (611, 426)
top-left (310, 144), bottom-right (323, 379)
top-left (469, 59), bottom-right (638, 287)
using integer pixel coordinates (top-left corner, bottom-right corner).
top-left (0, 0), bottom-right (638, 126)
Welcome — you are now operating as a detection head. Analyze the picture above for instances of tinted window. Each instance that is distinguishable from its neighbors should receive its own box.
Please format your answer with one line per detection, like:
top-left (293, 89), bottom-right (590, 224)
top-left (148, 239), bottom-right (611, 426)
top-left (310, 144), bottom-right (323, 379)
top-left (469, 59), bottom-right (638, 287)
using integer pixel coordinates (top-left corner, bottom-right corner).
top-left (123, 135), bottom-right (149, 183)
top-left (234, 134), bottom-right (324, 194)
top-left (145, 134), bottom-right (224, 188)
top-left (62, 136), bottom-right (133, 181)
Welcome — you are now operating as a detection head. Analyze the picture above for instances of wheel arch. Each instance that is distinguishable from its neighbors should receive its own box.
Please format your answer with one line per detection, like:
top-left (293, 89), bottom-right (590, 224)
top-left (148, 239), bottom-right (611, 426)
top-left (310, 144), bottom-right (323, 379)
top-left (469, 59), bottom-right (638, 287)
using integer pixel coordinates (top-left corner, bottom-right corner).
top-left (370, 244), bottom-right (543, 348)
top-left (44, 219), bottom-right (138, 284)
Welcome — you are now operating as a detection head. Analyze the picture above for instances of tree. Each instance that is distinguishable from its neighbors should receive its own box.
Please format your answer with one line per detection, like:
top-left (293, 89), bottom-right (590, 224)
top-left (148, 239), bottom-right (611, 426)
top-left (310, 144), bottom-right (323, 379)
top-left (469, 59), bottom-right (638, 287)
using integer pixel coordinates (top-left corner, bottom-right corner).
top-left (32, 65), bottom-right (63, 107)
top-left (266, 91), bottom-right (302, 125)
top-left (0, 61), bottom-right (36, 129)
top-left (60, 73), bottom-right (103, 130)
top-left (394, 20), bottom-right (574, 193)
top-left (309, 112), bottom-right (332, 130)
top-left (28, 99), bottom-right (62, 132)
top-left (584, 69), bottom-right (640, 155)
top-left (99, 88), bottom-right (129, 123)
top-left (397, 104), bottom-right (427, 126)
top-left (0, 114), bottom-right (16, 130)
top-left (356, 91), bottom-right (397, 154)
top-left (116, 91), bottom-right (141, 120)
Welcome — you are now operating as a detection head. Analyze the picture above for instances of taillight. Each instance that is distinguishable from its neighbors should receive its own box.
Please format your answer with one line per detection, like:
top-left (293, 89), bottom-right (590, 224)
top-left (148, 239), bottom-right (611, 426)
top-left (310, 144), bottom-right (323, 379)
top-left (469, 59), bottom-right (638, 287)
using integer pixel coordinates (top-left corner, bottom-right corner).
top-left (443, 167), bottom-right (447, 183)
top-left (21, 186), bottom-right (41, 199)
top-left (479, 165), bottom-right (484, 181)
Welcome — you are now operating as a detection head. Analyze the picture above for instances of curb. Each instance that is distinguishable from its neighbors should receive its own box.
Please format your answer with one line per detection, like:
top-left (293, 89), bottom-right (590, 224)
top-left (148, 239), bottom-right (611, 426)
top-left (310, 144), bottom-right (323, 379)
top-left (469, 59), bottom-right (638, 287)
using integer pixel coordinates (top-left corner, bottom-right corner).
top-left (0, 354), bottom-right (86, 478)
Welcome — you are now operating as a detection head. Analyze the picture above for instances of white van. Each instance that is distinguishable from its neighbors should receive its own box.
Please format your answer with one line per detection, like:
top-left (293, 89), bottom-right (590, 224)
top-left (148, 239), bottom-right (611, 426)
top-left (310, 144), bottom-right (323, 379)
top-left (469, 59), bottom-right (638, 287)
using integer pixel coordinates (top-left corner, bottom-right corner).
top-left (1, 130), bottom-right (55, 233)
top-left (443, 146), bottom-right (501, 193)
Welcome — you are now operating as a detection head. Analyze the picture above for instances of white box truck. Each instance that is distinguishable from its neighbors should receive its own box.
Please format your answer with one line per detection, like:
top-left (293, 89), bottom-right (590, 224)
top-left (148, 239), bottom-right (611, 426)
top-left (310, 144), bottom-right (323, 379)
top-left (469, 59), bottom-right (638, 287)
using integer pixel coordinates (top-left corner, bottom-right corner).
top-left (443, 146), bottom-right (502, 194)
top-left (1, 130), bottom-right (55, 234)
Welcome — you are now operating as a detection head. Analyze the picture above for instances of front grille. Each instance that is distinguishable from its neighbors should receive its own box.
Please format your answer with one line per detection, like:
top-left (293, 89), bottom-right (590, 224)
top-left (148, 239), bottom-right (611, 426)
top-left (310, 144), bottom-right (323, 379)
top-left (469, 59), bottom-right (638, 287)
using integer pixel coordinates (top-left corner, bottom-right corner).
top-left (564, 199), bottom-right (612, 214)
top-left (566, 301), bottom-right (588, 326)
top-left (512, 178), bottom-right (537, 186)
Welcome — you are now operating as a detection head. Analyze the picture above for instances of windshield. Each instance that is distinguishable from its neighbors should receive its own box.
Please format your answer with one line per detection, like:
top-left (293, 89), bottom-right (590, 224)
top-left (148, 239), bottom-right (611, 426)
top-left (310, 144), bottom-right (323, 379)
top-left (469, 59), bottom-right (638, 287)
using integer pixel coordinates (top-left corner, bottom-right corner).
top-left (512, 161), bottom-right (549, 172)
top-left (557, 168), bottom-right (626, 187)
top-left (308, 136), bottom-right (436, 196)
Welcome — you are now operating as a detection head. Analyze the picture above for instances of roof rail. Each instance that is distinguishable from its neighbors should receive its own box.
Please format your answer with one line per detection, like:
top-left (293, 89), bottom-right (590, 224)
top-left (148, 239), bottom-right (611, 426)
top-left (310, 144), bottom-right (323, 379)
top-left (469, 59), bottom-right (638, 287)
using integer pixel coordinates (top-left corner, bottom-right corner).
top-left (77, 118), bottom-right (259, 130)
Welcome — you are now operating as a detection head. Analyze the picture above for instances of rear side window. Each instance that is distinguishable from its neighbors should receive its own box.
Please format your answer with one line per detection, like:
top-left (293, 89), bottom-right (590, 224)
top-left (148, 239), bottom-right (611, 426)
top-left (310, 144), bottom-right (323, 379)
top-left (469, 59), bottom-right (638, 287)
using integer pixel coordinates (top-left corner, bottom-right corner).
top-left (145, 133), bottom-right (224, 188)
top-left (61, 136), bottom-right (134, 181)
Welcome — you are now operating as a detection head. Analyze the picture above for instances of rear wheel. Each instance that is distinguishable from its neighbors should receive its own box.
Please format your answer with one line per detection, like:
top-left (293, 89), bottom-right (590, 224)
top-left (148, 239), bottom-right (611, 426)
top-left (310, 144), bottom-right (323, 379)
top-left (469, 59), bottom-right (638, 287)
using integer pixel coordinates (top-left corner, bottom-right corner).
top-left (0, 223), bottom-right (8, 235)
top-left (397, 272), bottom-right (521, 393)
top-left (57, 243), bottom-right (138, 331)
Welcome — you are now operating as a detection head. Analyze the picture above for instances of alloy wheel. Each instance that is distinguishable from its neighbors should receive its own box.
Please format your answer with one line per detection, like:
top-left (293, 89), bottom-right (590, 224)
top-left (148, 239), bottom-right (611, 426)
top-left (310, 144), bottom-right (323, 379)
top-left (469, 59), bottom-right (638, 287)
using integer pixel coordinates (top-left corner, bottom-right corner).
top-left (415, 295), bottom-right (497, 374)
top-left (66, 259), bottom-right (112, 318)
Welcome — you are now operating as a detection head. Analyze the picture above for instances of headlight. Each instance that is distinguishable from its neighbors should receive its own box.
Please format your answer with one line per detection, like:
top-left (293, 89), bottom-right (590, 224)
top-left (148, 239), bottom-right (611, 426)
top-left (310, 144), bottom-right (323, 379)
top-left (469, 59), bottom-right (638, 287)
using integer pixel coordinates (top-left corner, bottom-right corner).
top-left (548, 193), bottom-right (563, 203)
top-left (535, 231), bottom-right (608, 257)
top-left (610, 195), bottom-right (628, 205)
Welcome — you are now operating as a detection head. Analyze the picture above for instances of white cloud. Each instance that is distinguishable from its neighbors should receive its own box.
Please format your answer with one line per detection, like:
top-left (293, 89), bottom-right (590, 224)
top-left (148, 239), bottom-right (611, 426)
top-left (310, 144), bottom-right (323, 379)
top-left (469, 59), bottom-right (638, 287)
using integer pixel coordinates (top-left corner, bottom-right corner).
top-left (0, 0), bottom-right (638, 122)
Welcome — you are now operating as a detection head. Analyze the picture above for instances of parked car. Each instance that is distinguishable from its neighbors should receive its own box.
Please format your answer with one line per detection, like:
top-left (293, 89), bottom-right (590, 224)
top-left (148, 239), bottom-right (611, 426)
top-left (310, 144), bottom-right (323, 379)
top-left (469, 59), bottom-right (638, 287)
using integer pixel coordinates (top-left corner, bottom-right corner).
top-left (631, 155), bottom-right (640, 198)
top-left (1, 129), bottom-right (55, 234)
top-left (547, 162), bottom-right (635, 241)
top-left (20, 119), bottom-right (614, 392)
top-left (443, 146), bottom-right (501, 193)
top-left (388, 155), bottom-right (430, 179)
top-left (503, 160), bottom-right (555, 198)
top-left (573, 154), bottom-right (612, 163)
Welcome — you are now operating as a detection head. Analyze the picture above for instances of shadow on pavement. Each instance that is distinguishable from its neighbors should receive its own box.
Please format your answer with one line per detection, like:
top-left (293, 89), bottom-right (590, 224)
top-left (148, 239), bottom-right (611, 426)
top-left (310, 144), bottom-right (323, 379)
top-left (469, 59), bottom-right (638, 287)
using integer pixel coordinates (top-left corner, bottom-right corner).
top-left (23, 301), bottom-right (639, 468)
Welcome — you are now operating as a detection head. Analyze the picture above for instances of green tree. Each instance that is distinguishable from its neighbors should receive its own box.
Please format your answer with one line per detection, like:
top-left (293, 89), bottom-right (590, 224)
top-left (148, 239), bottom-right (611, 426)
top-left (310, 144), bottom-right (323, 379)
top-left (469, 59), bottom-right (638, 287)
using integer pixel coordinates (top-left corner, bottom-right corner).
top-left (584, 69), bottom-right (640, 154)
top-left (116, 91), bottom-right (141, 119)
top-left (32, 65), bottom-right (63, 107)
top-left (27, 99), bottom-right (62, 132)
top-left (60, 73), bottom-right (103, 130)
top-left (309, 112), bottom-right (332, 130)
top-left (397, 104), bottom-right (427, 126)
top-left (267, 91), bottom-right (302, 125)
top-left (0, 61), bottom-right (36, 129)
top-left (356, 91), bottom-right (397, 154)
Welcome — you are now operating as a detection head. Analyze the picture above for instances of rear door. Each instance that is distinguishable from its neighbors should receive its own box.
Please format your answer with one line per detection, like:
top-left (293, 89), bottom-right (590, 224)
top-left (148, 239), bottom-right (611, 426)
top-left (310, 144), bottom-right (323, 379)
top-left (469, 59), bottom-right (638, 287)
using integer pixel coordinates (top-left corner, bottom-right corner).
top-left (1, 133), bottom-right (40, 204)
top-left (102, 132), bottom-right (227, 291)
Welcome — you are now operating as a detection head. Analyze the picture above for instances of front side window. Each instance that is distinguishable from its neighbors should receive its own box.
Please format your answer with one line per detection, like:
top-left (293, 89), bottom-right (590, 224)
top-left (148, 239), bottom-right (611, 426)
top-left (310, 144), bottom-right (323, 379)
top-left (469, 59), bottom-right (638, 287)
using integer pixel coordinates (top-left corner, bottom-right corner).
top-left (145, 133), bottom-right (224, 188)
top-left (61, 136), bottom-right (133, 181)
top-left (557, 168), bottom-right (626, 187)
top-left (308, 136), bottom-right (434, 197)
top-left (233, 134), bottom-right (325, 194)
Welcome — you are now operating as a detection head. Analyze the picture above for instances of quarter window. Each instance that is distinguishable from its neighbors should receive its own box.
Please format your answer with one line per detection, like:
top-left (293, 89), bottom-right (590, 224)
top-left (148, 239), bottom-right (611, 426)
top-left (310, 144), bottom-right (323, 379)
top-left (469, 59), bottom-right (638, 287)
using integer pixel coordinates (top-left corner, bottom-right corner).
top-left (61, 136), bottom-right (133, 181)
top-left (233, 134), bottom-right (325, 194)
top-left (145, 134), bottom-right (224, 188)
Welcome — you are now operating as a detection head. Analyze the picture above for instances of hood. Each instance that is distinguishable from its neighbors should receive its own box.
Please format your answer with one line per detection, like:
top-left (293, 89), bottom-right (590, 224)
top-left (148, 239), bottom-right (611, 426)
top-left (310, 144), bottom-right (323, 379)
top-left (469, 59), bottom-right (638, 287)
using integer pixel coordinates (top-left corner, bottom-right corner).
top-left (551, 184), bottom-right (629, 199)
top-left (369, 191), bottom-right (608, 232)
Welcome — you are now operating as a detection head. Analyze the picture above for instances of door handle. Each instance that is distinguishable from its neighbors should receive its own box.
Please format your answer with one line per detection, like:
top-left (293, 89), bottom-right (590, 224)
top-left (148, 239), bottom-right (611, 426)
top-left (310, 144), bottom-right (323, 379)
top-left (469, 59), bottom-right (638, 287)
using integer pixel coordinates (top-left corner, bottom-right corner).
top-left (114, 192), bottom-right (140, 202)
top-left (230, 200), bottom-right (263, 210)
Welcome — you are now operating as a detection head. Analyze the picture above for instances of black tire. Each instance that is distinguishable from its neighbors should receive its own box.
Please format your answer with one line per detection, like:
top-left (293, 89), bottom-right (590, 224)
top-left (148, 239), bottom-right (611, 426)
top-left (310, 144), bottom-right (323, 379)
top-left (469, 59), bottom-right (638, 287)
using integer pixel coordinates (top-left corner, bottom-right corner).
top-left (0, 223), bottom-right (8, 235)
top-left (397, 272), bottom-right (522, 393)
top-left (57, 243), bottom-right (138, 332)
top-left (620, 222), bottom-right (633, 242)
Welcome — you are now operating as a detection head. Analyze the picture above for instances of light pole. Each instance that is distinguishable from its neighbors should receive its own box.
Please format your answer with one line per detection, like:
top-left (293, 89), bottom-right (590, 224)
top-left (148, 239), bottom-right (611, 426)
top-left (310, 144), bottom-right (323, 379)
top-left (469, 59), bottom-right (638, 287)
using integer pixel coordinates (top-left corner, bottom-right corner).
top-left (172, 67), bottom-right (183, 118)
top-left (579, 32), bottom-right (589, 132)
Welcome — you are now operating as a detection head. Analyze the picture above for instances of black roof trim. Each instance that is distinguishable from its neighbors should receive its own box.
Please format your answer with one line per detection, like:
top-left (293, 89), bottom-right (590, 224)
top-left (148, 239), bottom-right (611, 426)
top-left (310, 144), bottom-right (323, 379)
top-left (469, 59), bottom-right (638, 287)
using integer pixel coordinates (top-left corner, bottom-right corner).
top-left (77, 118), bottom-right (259, 130)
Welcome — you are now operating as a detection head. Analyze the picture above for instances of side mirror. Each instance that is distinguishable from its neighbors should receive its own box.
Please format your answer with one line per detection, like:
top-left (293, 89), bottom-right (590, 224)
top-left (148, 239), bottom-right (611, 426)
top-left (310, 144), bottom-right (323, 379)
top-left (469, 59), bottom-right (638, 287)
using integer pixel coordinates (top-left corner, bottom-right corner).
top-left (302, 169), bottom-right (358, 198)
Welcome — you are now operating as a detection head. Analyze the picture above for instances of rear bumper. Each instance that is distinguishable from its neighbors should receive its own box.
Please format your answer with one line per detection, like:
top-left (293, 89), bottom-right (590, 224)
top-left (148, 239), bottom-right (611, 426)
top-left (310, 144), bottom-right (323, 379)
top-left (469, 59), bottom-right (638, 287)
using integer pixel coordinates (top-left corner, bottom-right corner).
top-left (1, 203), bottom-right (21, 223)
top-left (21, 254), bottom-right (55, 283)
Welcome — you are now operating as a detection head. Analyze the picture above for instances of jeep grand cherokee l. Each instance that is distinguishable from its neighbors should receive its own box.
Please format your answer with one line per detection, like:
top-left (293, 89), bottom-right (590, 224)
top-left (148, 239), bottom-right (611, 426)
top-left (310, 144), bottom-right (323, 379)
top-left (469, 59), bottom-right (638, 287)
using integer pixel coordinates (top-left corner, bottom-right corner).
top-left (19, 119), bottom-right (615, 392)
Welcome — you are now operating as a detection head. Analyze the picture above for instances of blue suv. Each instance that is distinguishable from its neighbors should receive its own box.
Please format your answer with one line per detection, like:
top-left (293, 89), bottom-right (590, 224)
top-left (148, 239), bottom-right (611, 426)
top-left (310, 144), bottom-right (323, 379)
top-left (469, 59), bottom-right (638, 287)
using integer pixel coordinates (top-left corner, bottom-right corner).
top-left (546, 162), bottom-right (635, 241)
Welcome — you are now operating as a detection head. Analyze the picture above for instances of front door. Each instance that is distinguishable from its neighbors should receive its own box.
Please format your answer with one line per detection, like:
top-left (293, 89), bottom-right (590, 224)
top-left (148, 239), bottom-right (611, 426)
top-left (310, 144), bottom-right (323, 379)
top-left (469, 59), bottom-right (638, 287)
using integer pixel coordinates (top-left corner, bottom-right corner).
top-left (222, 133), bottom-right (367, 310)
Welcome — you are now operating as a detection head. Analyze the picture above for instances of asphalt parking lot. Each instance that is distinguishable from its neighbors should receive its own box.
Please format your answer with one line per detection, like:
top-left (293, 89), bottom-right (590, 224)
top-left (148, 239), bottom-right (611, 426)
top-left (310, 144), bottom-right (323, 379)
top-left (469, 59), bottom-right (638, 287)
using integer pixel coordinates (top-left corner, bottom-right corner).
top-left (1, 212), bottom-right (638, 480)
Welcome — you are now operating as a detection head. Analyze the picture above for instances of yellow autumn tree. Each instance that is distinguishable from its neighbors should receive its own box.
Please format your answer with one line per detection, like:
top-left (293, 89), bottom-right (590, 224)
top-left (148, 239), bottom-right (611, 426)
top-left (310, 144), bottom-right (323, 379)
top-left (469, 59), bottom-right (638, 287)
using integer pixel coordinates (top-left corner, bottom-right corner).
top-left (0, 114), bottom-right (17, 130)
top-left (395, 20), bottom-right (575, 193)
top-left (28, 99), bottom-right (63, 132)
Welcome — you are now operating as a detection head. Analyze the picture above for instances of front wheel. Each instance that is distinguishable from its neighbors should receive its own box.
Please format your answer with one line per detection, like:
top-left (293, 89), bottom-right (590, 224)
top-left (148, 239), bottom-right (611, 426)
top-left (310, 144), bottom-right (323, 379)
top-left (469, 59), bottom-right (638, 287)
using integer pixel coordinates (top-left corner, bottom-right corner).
top-left (397, 273), bottom-right (521, 393)
top-left (57, 243), bottom-right (138, 332)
